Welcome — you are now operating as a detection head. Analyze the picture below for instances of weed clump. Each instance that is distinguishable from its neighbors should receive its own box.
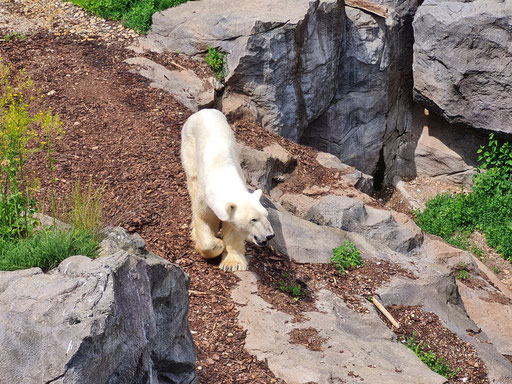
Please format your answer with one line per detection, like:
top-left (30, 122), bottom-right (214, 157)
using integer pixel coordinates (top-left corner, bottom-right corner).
top-left (205, 46), bottom-right (226, 83)
top-left (331, 240), bottom-right (364, 275)
top-left (402, 332), bottom-right (461, 379)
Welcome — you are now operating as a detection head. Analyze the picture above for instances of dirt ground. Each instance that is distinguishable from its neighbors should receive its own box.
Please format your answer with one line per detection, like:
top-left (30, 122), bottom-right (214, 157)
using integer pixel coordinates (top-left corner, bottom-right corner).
top-left (0, 6), bottom-right (502, 382)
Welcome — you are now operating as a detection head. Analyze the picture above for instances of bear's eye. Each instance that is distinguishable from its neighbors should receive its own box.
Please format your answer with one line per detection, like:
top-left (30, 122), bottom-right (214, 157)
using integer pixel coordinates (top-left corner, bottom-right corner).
top-left (251, 218), bottom-right (258, 223)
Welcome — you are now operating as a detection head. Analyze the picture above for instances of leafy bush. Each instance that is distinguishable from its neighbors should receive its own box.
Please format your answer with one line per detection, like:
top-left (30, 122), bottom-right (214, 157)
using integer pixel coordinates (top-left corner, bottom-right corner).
top-left (331, 240), bottom-right (364, 274)
top-left (0, 228), bottom-right (98, 271)
top-left (416, 133), bottom-right (512, 260)
top-left (68, 0), bottom-right (189, 34)
top-left (402, 333), bottom-right (460, 379)
top-left (205, 46), bottom-right (226, 83)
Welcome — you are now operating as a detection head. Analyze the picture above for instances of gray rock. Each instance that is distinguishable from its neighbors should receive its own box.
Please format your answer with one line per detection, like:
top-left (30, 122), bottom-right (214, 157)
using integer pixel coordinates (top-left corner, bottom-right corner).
top-left (302, 0), bottom-right (419, 178)
top-left (239, 144), bottom-right (275, 192)
top-left (0, 228), bottom-right (197, 384)
top-left (125, 56), bottom-right (216, 112)
top-left (413, 0), bottom-right (512, 136)
top-left (145, 0), bottom-right (346, 141)
top-left (232, 271), bottom-right (446, 384)
top-left (267, 206), bottom-right (350, 263)
top-left (305, 195), bottom-right (423, 254)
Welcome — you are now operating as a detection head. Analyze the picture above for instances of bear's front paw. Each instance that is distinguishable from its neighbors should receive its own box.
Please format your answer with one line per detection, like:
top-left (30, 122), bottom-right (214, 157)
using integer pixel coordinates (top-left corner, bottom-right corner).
top-left (219, 253), bottom-right (248, 272)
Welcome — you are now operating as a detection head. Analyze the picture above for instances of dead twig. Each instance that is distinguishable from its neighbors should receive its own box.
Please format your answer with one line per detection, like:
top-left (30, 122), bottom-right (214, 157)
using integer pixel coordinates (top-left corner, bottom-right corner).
top-left (371, 296), bottom-right (400, 328)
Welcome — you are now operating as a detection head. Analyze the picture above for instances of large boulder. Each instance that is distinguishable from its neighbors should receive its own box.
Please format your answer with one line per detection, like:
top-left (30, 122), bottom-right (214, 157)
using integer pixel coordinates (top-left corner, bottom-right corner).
top-left (0, 227), bottom-right (197, 384)
top-left (413, 0), bottom-right (512, 136)
top-left (145, 0), bottom-right (346, 141)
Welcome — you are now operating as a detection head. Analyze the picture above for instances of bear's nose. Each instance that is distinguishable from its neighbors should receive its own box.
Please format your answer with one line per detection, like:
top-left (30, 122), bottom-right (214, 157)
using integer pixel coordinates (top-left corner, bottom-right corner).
top-left (266, 234), bottom-right (275, 241)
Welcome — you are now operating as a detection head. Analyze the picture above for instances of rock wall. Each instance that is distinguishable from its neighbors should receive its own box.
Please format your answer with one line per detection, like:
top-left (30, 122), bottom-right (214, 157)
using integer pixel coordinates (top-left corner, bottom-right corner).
top-left (413, 0), bottom-right (512, 137)
top-left (302, 0), bottom-right (419, 180)
top-left (0, 227), bottom-right (197, 384)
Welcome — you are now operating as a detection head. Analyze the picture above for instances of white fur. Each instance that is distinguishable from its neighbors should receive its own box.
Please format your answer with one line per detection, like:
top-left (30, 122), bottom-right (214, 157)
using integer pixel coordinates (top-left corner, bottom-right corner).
top-left (181, 109), bottom-right (274, 271)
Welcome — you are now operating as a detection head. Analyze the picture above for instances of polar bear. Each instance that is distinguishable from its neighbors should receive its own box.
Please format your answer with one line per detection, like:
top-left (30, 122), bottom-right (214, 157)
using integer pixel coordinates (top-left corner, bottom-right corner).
top-left (181, 109), bottom-right (275, 271)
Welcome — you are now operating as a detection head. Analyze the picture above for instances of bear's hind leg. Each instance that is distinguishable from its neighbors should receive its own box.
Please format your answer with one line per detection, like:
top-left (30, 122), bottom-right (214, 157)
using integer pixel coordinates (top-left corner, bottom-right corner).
top-left (220, 222), bottom-right (248, 272)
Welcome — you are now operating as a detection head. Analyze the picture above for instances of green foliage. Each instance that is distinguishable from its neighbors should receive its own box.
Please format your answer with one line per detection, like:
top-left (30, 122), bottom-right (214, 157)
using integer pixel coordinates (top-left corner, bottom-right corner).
top-left (456, 262), bottom-right (469, 280)
top-left (402, 333), bottom-right (460, 379)
top-left (0, 228), bottom-right (98, 271)
top-left (416, 133), bottom-right (512, 260)
top-left (278, 272), bottom-right (303, 301)
top-left (470, 244), bottom-right (484, 258)
top-left (0, 59), bottom-right (62, 242)
top-left (331, 240), bottom-right (364, 274)
top-left (493, 266), bottom-right (500, 274)
top-left (3, 32), bottom-right (25, 42)
top-left (205, 46), bottom-right (226, 83)
top-left (68, 0), bottom-right (189, 34)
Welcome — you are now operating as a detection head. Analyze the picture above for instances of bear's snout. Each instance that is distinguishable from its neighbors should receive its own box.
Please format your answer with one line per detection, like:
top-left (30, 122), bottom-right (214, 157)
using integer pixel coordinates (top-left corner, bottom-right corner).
top-left (266, 234), bottom-right (275, 241)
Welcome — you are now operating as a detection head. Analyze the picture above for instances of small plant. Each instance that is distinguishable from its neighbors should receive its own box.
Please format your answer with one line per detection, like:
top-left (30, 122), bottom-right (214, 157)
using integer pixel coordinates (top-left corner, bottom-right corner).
top-left (3, 32), bottom-right (25, 42)
top-left (205, 46), bottom-right (226, 83)
top-left (68, 179), bottom-right (103, 239)
top-left (493, 266), bottom-right (500, 274)
top-left (456, 262), bottom-right (469, 280)
top-left (331, 240), bottom-right (364, 275)
top-left (402, 332), bottom-right (460, 379)
top-left (278, 272), bottom-right (303, 301)
top-left (470, 244), bottom-right (484, 258)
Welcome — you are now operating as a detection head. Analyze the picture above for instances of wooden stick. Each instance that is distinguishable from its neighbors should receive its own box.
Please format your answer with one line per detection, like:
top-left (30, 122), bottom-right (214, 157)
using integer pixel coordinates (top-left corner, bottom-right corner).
top-left (372, 297), bottom-right (400, 328)
top-left (345, 0), bottom-right (388, 18)
top-left (170, 60), bottom-right (187, 71)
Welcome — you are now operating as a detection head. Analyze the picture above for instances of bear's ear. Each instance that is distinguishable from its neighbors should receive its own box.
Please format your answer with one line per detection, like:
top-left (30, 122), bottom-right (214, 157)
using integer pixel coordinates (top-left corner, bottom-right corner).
top-left (252, 189), bottom-right (263, 200)
top-left (224, 202), bottom-right (237, 220)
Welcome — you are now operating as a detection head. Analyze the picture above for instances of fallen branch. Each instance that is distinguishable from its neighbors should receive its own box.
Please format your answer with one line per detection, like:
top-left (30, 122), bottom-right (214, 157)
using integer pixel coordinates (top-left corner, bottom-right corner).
top-left (372, 297), bottom-right (400, 328)
top-left (345, 0), bottom-right (388, 18)
top-left (170, 60), bottom-right (187, 71)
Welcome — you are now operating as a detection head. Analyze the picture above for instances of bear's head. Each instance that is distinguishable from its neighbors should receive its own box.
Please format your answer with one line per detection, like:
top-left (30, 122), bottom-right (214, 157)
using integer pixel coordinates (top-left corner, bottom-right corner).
top-left (225, 189), bottom-right (275, 246)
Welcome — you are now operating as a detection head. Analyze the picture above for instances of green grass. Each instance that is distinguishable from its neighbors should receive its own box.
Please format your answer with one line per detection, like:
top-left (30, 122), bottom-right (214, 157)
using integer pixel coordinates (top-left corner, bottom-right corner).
top-left (331, 240), bottom-right (364, 275)
top-left (416, 133), bottom-right (512, 260)
top-left (0, 228), bottom-right (99, 271)
top-left (68, 0), bottom-right (189, 34)
top-left (402, 333), bottom-right (461, 379)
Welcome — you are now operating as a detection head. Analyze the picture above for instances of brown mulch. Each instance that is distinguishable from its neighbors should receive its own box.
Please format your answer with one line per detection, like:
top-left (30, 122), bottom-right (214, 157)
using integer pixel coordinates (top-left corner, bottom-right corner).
top-left (288, 327), bottom-right (327, 352)
top-left (0, 29), bottom-right (491, 384)
top-left (0, 31), bottom-right (282, 384)
top-left (382, 306), bottom-right (489, 384)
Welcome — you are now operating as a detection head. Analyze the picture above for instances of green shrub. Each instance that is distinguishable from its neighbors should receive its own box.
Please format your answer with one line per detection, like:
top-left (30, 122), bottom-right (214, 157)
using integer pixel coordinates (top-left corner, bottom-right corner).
top-left (331, 240), bottom-right (364, 274)
top-left (0, 228), bottom-right (99, 271)
top-left (402, 332), bottom-right (460, 379)
top-left (416, 133), bottom-right (512, 260)
top-left (205, 46), bottom-right (226, 83)
top-left (68, 0), bottom-right (189, 34)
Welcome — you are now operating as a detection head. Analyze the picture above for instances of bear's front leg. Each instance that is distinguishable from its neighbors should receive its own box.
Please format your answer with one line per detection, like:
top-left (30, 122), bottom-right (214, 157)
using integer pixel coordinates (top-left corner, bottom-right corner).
top-left (220, 222), bottom-right (248, 272)
top-left (192, 213), bottom-right (224, 259)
